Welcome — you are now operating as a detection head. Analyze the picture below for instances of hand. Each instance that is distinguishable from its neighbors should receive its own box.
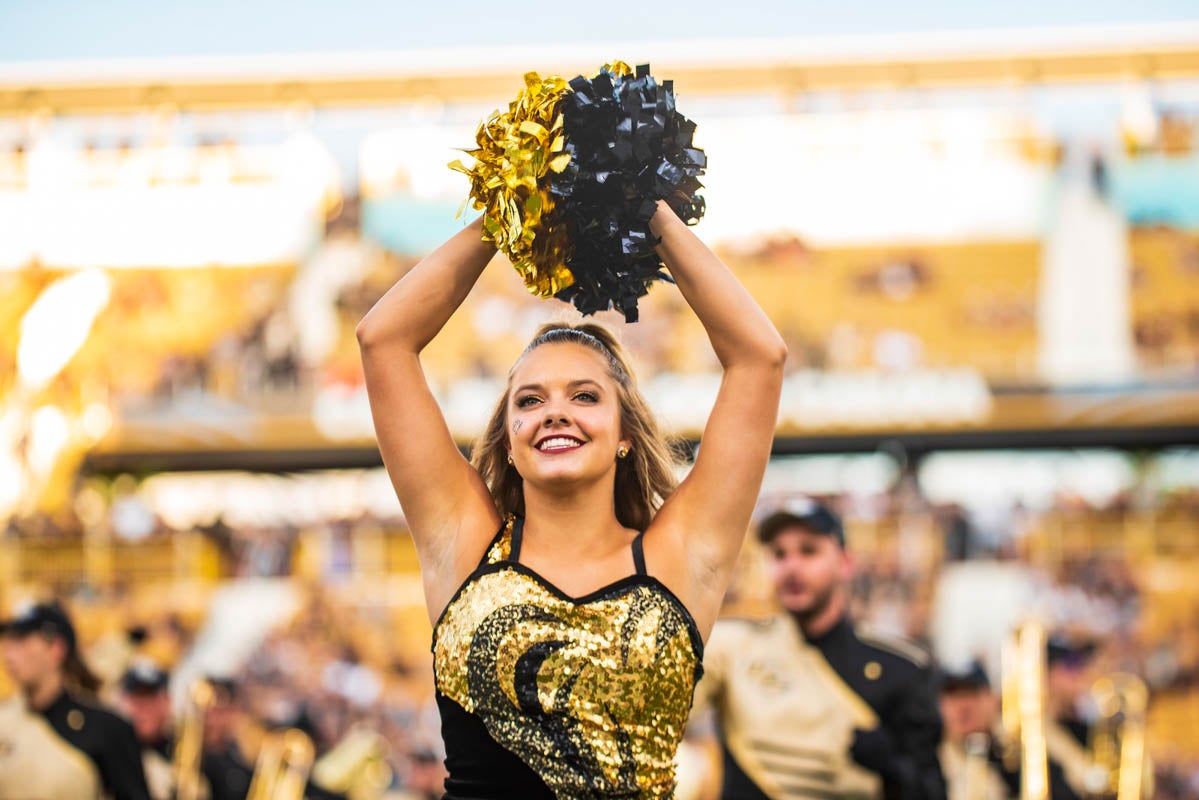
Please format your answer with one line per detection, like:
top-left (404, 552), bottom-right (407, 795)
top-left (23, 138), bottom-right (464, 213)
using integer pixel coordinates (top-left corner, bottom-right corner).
top-left (649, 198), bottom-right (683, 237)
top-left (850, 726), bottom-right (895, 777)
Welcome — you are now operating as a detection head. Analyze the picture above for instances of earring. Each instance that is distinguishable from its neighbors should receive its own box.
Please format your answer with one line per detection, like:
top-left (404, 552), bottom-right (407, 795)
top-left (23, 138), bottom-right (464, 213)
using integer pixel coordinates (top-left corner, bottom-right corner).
top-left (617, 445), bottom-right (630, 459)
top-left (507, 453), bottom-right (514, 465)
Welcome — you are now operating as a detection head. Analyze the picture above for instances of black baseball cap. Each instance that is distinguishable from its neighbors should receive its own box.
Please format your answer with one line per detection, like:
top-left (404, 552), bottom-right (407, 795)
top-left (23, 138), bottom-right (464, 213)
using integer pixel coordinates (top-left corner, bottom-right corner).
top-left (204, 676), bottom-right (238, 704)
top-left (939, 659), bottom-right (991, 693)
top-left (120, 660), bottom-right (170, 694)
top-left (0, 602), bottom-right (78, 652)
top-left (1046, 633), bottom-right (1098, 668)
top-left (757, 497), bottom-right (846, 548)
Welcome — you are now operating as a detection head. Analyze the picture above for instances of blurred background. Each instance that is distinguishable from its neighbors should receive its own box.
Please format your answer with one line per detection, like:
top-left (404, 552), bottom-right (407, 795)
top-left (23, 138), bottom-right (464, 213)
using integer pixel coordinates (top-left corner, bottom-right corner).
top-left (2, 1), bottom-right (1199, 797)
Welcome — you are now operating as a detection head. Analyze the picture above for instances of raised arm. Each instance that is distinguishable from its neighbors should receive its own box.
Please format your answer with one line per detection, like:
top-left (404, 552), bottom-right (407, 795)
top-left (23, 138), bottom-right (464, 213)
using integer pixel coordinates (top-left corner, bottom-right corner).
top-left (356, 218), bottom-right (502, 619)
top-left (645, 201), bottom-right (787, 638)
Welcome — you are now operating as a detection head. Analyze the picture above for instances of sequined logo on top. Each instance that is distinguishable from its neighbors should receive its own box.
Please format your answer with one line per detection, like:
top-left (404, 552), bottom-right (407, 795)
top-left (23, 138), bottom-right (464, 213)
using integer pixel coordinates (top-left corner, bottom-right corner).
top-left (434, 565), bottom-right (701, 799)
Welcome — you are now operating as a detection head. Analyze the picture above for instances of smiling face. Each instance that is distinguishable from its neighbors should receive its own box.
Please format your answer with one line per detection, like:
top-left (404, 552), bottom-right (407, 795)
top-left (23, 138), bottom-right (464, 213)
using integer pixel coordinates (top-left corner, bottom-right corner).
top-left (507, 342), bottom-right (630, 490)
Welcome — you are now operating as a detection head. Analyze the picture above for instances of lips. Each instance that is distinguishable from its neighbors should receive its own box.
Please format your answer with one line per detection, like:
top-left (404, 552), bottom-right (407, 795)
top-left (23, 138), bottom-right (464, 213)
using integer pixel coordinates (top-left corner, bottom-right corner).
top-left (535, 435), bottom-right (584, 452)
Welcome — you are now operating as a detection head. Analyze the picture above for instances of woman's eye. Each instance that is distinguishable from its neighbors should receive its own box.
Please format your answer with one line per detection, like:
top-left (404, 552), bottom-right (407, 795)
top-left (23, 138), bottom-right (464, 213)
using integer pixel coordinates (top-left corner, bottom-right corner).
top-left (516, 396), bottom-right (541, 408)
top-left (573, 391), bottom-right (598, 403)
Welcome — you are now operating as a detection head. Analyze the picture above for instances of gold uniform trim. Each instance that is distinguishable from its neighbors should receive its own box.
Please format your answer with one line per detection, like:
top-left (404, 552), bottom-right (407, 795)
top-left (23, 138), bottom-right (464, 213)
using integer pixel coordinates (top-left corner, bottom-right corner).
top-left (0, 697), bottom-right (102, 800)
top-left (856, 626), bottom-right (931, 667)
top-left (701, 618), bottom-right (882, 800)
top-left (1044, 721), bottom-right (1096, 797)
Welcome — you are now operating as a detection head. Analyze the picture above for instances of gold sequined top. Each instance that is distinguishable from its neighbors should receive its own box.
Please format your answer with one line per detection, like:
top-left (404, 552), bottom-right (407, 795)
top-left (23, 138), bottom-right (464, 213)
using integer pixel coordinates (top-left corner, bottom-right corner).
top-left (432, 517), bottom-right (703, 799)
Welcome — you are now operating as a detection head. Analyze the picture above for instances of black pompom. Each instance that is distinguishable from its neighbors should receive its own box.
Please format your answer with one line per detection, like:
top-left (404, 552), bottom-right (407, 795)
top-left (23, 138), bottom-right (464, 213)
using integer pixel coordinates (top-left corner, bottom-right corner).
top-left (550, 63), bottom-right (706, 322)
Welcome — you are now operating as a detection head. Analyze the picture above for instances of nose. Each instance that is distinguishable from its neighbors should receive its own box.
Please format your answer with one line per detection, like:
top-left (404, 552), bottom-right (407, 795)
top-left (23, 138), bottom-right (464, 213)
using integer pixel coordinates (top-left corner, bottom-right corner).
top-left (542, 402), bottom-right (570, 427)
top-left (776, 553), bottom-right (803, 575)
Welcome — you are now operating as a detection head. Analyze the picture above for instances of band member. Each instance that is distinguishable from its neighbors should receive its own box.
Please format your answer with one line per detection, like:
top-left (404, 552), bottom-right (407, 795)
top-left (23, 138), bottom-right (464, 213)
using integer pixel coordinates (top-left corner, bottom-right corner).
top-left (116, 660), bottom-right (175, 800)
top-left (697, 499), bottom-right (946, 799)
top-left (0, 601), bottom-right (151, 799)
top-left (939, 660), bottom-right (1008, 800)
top-left (199, 677), bottom-right (347, 800)
top-left (198, 677), bottom-right (255, 800)
top-left (1043, 634), bottom-right (1098, 784)
top-left (938, 660), bottom-right (1079, 800)
top-left (1042, 633), bottom-right (1152, 799)
top-left (1045, 634), bottom-right (1105, 798)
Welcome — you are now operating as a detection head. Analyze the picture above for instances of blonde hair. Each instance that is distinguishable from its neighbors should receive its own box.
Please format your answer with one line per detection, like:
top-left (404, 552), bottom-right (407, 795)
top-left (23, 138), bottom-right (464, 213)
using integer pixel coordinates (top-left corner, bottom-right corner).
top-left (471, 322), bottom-right (679, 532)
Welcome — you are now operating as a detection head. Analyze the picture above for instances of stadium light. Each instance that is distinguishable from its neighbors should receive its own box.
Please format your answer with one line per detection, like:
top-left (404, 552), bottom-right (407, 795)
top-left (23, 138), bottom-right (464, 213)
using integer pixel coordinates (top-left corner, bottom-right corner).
top-left (0, 410), bottom-right (25, 518)
top-left (16, 268), bottom-right (112, 391)
top-left (27, 405), bottom-right (70, 477)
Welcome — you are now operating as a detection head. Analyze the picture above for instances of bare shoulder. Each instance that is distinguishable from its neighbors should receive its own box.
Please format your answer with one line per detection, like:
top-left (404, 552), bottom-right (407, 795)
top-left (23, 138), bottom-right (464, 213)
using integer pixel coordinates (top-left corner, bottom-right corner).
top-left (421, 504), bottom-right (506, 623)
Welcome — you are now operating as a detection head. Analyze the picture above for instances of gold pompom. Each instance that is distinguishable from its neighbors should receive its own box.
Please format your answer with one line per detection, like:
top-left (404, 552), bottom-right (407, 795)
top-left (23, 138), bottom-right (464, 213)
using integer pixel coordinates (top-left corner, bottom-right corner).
top-left (450, 71), bottom-right (574, 297)
top-left (602, 60), bottom-right (634, 78)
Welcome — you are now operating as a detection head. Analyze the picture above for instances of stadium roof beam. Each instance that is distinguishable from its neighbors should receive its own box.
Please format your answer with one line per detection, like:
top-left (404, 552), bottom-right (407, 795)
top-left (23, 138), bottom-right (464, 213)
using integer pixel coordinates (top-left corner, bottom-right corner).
top-left (3, 24), bottom-right (1199, 116)
top-left (79, 383), bottom-right (1199, 474)
top-left (80, 424), bottom-right (1199, 475)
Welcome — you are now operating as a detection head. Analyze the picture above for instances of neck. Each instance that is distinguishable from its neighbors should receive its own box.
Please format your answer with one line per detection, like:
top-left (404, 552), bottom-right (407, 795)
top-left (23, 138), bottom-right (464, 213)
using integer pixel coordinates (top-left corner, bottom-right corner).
top-left (792, 590), bottom-right (847, 640)
top-left (521, 478), bottom-right (631, 559)
top-left (25, 671), bottom-right (66, 712)
top-left (1048, 693), bottom-right (1075, 722)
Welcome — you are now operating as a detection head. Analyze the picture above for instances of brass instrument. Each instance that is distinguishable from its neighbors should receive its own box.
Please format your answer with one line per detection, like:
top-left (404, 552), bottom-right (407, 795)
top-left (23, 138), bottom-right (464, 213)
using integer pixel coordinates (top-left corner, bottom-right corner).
top-left (1001, 620), bottom-right (1049, 800)
top-left (173, 679), bottom-right (214, 800)
top-left (246, 728), bottom-right (316, 800)
top-left (311, 727), bottom-right (394, 800)
top-left (1087, 673), bottom-right (1149, 800)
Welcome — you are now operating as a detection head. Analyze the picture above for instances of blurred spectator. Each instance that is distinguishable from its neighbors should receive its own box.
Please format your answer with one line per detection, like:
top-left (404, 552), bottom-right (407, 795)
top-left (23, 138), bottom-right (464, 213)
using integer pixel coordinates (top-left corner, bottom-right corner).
top-left (116, 660), bottom-right (174, 800)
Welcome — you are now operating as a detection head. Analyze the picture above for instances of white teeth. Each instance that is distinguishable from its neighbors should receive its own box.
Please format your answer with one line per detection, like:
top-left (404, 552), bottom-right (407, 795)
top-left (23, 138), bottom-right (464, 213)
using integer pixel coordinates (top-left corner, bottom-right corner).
top-left (537, 437), bottom-right (580, 451)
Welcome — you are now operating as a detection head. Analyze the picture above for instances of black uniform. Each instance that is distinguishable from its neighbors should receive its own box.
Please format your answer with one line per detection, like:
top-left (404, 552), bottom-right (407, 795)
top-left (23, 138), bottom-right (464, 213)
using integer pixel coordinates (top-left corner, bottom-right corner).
top-left (201, 743), bottom-right (255, 800)
top-left (38, 690), bottom-right (151, 800)
top-left (812, 616), bottom-right (946, 800)
top-left (992, 743), bottom-right (1081, 800)
top-left (699, 613), bottom-right (947, 800)
top-left (1044, 715), bottom-right (1112, 800)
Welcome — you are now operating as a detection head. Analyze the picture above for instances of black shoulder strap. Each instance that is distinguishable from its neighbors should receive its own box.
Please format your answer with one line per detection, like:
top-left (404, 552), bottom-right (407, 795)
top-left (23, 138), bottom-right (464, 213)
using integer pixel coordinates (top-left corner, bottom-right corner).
top-left (509, 516), bottom-right (525, 563)
top-left (631, 531), bottom-right (647, 576)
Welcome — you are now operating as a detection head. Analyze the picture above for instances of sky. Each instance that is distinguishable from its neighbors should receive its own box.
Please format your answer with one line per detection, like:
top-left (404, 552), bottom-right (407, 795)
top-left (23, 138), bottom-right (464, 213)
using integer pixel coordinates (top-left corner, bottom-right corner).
top-left (2, 0), bottom-right (1198, 62)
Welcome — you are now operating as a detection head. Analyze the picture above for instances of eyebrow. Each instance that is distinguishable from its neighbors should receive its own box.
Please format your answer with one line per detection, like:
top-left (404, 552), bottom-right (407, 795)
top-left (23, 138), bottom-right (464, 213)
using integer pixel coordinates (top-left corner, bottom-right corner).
top-left (513, 379), bottom-right (604, 395)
